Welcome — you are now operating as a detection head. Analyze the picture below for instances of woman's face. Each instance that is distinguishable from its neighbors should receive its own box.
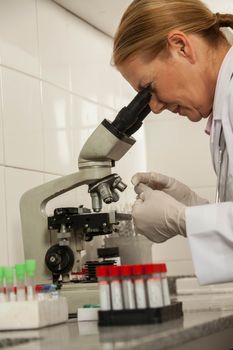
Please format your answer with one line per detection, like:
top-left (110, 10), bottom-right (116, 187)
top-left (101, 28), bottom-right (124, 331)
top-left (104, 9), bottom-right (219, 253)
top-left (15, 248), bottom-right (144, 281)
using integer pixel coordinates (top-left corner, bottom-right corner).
top-left (118, 35), bottom-right (215, 122)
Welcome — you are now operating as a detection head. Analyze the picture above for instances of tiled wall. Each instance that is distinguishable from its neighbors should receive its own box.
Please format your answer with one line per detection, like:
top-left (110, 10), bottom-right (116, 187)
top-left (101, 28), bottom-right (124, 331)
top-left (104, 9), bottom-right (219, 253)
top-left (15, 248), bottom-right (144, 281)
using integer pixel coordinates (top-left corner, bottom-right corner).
top-left (0, 0), bottom-right (232, 276)
top-left (0, 0), bottom-right (145, 266)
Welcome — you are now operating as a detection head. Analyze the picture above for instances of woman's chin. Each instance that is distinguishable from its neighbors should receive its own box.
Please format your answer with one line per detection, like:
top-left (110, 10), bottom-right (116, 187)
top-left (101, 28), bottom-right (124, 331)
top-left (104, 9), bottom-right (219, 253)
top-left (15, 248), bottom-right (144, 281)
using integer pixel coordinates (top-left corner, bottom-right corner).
top-left (179, 108), bottom-right (204, 122)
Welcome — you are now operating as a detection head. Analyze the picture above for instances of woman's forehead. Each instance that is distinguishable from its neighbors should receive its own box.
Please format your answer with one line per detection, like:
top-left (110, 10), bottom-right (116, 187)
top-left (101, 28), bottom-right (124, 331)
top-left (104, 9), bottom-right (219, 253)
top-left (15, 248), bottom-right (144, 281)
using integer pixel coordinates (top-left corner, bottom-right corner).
top-left (118, 55), bottom-right (159, 90)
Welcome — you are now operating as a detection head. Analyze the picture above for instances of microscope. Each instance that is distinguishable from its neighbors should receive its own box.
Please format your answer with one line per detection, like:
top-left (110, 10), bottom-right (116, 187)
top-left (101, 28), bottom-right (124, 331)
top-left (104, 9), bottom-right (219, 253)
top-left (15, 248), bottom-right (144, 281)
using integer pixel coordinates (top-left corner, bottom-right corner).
top-left (20, 87), bottom-right (151, 310)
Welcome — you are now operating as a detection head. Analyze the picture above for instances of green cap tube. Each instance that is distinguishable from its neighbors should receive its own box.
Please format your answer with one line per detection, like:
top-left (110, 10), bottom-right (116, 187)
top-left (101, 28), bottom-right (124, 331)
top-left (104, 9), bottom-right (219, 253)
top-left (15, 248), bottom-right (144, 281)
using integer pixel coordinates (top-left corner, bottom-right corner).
top-left (15, 263), bottom-right (25, 282)
top-left (25, 260), bottom-right (36, 278)
top-left (0, 266), bottom-right (4, 283)
top-left (4, 267), bottom-right (14, 285)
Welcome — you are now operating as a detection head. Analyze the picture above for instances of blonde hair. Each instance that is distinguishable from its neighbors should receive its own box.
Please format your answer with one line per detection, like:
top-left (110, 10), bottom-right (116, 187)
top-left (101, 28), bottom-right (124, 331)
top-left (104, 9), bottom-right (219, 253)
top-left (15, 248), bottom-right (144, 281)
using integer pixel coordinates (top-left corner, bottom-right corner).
top-left (113, 0), bottom-right (233, 65)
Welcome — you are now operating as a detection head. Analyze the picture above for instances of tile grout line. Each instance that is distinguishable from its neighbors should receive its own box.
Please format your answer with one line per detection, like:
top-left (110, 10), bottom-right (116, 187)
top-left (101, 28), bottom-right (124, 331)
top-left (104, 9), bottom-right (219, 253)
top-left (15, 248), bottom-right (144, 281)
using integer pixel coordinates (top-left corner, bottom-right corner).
top-left (0, 64), bottom-right (118, 113)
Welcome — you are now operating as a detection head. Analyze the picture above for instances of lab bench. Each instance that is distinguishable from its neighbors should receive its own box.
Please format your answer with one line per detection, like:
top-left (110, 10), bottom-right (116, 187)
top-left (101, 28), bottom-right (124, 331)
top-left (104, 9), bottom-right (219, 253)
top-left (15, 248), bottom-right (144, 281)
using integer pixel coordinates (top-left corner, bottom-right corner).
top-left (1, 308), bottom-right (233, 350)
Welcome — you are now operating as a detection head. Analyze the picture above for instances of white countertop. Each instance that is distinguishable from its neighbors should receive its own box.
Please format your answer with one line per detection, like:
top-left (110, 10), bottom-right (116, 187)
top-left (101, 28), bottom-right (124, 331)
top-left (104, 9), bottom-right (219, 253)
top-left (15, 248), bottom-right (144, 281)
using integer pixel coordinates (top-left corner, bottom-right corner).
top-left (1, 307), bottom-right (233, 350)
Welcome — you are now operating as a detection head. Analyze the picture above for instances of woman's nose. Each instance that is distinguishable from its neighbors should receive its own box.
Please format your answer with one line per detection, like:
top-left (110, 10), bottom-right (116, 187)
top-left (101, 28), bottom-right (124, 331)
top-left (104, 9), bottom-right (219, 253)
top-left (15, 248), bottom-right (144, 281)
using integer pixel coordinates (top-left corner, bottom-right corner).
top-left (149, 97), bottom-right (166, 114)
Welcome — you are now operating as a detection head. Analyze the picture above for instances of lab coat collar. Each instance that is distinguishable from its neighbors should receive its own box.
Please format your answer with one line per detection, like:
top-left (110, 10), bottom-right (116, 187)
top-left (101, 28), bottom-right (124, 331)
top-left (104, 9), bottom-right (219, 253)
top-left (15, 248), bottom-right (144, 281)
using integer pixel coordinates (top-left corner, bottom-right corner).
top-left (212, 46), bottom-right (233, 175)
top-left (205, 113), bottom-right (213, 135)
top-left (213, 46), bottom-right (233, 121)
top-left (205, 47), bottom-right (233, 136)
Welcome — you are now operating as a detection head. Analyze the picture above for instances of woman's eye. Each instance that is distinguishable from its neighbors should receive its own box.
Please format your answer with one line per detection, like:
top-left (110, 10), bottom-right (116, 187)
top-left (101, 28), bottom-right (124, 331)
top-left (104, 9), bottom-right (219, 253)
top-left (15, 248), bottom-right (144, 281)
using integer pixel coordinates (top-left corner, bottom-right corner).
top-left (150, 87), bottom-right (157, 97)
top-left (145, 83), bottom-right (152, 91)
top-left (147, 83), bottom-right (157, 95)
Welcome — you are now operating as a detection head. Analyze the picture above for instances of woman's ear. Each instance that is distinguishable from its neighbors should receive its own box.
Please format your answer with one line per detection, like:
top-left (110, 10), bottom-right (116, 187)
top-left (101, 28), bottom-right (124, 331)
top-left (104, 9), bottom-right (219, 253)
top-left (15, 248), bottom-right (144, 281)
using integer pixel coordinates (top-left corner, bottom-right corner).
top-left (167, 30), bottom-right (196, 64)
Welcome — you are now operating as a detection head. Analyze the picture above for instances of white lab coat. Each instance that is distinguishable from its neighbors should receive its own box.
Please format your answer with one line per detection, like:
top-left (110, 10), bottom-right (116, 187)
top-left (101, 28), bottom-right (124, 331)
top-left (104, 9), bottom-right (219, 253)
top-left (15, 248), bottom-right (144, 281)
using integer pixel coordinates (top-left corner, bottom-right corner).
top-left (186, 45), bottom-right (233, 285)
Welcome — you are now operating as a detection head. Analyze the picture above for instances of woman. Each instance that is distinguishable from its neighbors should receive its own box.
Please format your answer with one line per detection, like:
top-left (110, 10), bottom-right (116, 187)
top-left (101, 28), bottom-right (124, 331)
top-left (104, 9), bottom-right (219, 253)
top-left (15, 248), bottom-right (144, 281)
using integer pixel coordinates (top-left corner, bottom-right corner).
top-left (112, 0), bottom-right (233, 285)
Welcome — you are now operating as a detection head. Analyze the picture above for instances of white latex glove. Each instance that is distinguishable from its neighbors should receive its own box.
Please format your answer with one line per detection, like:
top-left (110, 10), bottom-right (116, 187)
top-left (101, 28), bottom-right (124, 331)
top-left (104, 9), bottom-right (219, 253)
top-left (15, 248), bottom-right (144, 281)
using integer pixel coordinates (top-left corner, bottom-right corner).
top-left (132, 172), bottom-right (209, 206)
top-left (132, 183), bottom-right (186, 243)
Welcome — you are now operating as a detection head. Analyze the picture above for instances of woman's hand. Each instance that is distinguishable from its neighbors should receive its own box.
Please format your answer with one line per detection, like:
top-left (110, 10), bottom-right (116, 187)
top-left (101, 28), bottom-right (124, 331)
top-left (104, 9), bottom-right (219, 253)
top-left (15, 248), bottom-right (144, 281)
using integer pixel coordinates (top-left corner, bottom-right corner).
top-left (132, 172), bottom-right (209, 206)
top-left (132, 183), bottom-right (186, 243)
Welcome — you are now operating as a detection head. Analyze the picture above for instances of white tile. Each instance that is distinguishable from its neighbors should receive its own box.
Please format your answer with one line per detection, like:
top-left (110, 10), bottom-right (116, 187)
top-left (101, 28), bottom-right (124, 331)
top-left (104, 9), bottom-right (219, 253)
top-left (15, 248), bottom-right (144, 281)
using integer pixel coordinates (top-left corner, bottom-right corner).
top-left (144, 118), bottom-right (216, 188)
top-left (37, 0), bottom-right (71, 89)
top-left (44, 173), bottom-right (78, 216)
top-left (72, 95), bottom-right (102, 170)
top-left (204, 0), bottom-right (233, 12)
top-left (42, 82), bottom-right (73, 174)
top-left (44, 173), bottom-right (60, 183)
top-left (0, 166), bottom-right (9, 265)
top-left (44, 128), bottom-right (74, 175)
top-left (119, 76), bottom-right (137, 107)
top-left (2, 68), bottom-right (43, 171)
top-left (0, 0), bottom-right (39, 76)
top-left (5, 167), bottom-right (43, 265)
top-left (98, 105), bottom-right (116, 123)
top-left (69, 17), bottom-right (118, 107)
top-left (114, 72), bottom-right (135, 111)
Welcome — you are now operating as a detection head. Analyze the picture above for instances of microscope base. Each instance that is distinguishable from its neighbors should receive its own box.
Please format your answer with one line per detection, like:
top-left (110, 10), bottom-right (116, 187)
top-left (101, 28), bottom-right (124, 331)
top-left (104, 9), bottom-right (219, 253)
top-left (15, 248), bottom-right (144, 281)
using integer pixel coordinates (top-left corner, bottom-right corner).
top-left (60, 282), bottom-right (99, 315)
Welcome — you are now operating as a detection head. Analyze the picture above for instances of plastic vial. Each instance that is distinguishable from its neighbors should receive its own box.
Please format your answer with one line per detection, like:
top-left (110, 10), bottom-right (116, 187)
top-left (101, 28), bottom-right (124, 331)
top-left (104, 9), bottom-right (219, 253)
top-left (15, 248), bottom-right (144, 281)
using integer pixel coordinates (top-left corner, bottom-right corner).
top-left (160, 263), bottom-right (171, 306)
top-left (109, 265), bottom-right (123, 310)
top-left (0, 266), bottom-right (6, 302)
top-left (120, 265), bottom-right (135, 309)
top-left (25, 259), bottom-right (36, 301)
top-left (96, 266), bottom-right (111, 311)
top-left (4, 267), bottom-right (16, 302)
top-left (132, 265), bottom-right (147, 309)
top-left (145, 264), bottom-right (163, 308)
top-left (35, 285), bottom-right (46, 300)
top-left (15, 263), bottom-right (26, 301)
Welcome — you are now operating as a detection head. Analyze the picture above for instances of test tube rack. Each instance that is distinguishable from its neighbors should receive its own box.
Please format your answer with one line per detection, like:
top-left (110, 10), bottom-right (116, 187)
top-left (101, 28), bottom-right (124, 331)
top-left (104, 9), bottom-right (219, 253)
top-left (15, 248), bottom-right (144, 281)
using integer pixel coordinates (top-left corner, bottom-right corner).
top-left (0, 297), bottom-right (68, 330)
top-left (98, 301), bottom-right (183, 327)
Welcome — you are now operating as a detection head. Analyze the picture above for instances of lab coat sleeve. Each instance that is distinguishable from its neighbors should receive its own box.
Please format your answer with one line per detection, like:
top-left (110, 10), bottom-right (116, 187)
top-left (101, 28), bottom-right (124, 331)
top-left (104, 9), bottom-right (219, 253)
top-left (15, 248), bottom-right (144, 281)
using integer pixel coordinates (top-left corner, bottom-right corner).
top-left (186, 202), bottom-right (233, 285)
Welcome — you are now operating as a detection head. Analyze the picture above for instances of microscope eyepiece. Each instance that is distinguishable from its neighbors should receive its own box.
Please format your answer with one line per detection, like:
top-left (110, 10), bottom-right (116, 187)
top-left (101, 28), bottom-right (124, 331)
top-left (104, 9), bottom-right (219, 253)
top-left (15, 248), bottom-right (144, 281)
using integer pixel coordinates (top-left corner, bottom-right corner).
top-left (111, 87), bottom-right (151, 136)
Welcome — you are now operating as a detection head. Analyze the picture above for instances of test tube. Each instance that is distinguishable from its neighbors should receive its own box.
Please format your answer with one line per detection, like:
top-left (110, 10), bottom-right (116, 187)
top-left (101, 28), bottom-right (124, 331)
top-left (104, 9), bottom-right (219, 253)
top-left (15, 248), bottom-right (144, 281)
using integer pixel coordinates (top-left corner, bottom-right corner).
top-left (96, 266), bottom-right (111, 311)
top-left (35, 284), bottom-right (46, 300)
top-left (15, 263), bottom-right (26, 301)
top-left (160, 263), bottom-right (171, 306)
top-left (25, 260), bottom-right (36, 301)
top-left (145, 264), bottom-right (163, 308)
top-left (132, 265), bottom-right (147, 309)
top-left (0, 267), bottom-right (6, 302)
top-left (109, 265), bottom-right (123, 310)
top-left (121, 265), bottom-right (135, 309)
top-left (4, 267), bottom-right (16, 302)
